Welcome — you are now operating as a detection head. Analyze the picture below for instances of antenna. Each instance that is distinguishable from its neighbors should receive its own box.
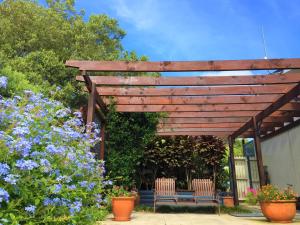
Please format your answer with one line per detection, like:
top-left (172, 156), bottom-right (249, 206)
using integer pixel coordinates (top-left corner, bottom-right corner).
top-left (261, 25), bottom-right (268, 59)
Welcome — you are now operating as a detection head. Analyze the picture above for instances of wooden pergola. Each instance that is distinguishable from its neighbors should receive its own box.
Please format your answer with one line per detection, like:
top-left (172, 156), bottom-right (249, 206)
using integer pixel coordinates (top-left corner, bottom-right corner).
top-left (66, 58), bottom-right (300, 205)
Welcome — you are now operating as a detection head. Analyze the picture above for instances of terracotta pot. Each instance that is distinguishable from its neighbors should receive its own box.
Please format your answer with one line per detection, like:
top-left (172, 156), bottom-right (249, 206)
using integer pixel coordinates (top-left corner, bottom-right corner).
top-left (112, 197), bottom-right (135, 221)
top-left (260, 200), bottom-right (296, 223)
top-left (223, 196), bottom-right (234, 207)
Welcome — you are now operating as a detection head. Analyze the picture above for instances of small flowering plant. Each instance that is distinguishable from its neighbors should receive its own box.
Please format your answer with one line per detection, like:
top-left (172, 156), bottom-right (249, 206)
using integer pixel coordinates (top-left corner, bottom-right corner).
top-left (110, 186), bottom-right (133, 198)
top-left (244, 187), bottom-right (258, 205)
top-left (0, 77), bottom-right (108, 224)
top-left (257, 185), bottom-right (297, 202)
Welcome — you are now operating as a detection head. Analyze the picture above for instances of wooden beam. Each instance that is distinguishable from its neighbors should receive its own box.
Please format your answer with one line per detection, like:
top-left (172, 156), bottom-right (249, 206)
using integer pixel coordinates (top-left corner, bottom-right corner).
top-left (166, 111), bottom-right (258, 118)
top-left (253, 117), bottom-right (266, 187)
top-left (96, 84), bottom-right (296, 96)
top-left (160, 117), bottom-right (250, 124)
top-left (158, 122), bottom-right (283, 129)
top-left (83, 73), bottom-right (107, 120)
top-left (271, 110), bottom-right (300, 117)
top-left (158, 127), bottom-right (237, 132)
top-left (261, 118), bottom-right (300, 141)
top-left (279, 102), bottom-right (300, 111)
top-left (158, 123), bottom-right (244, 128)
top-left (105, 95), bottom-right (281, 105)
top-left (115, 103), bottom-right (270, 112)
top-left (66, 58), bottom-right (300, 72)
top-left (77, 73), bottom-right (300, 86)
top-left (86, 82), bottom-right (96, 125)
top-left (228, 136), bottom-right (239, 206)
top-left (263, 116), bottom-right (294, 123)
top-left (232, 83), bottom-right (300, 138)
top-left (157, 131), bottom-right (233, 137)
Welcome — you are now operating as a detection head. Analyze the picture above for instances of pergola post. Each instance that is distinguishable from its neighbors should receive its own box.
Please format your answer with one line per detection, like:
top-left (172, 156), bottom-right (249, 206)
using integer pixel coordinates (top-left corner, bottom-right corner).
top-left (253, 117), bottom-right (266, 187)
top-left (86, 82), bottom-right (96, 127)
top-left (228, 136), bottom-right (239, 206)
top-left (100, 122), bottom-right (105, 160)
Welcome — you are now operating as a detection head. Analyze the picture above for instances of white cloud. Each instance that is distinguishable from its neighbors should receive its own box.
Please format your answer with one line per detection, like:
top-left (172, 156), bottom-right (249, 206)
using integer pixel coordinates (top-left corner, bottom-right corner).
top-left (110, 0), bottom-right (159, 30)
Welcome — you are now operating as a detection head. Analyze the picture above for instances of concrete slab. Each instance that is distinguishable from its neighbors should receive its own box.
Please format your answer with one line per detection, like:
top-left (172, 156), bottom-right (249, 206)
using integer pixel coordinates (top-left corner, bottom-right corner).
top-left (101, 212), bottom-right (300, 225)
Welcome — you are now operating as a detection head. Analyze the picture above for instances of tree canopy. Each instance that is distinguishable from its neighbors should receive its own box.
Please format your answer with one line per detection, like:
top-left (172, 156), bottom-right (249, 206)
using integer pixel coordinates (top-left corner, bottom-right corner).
top-left (0, 0), bottom-right (126, 106)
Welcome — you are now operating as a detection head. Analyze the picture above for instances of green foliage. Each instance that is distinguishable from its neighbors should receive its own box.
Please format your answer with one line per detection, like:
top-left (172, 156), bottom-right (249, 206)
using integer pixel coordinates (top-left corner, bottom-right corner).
top-left (141, 136), bottom-right (227, 190)
top-left (0, 0), bottom-right (126, 108)
top-left (244, 192), bottom-right (258, 205)
top-left (233, 139), bottom-right (244, 157)
top-left (105, 105), bottom-right (160, 187)
top-left (0, 66), bottom-right (42, 97)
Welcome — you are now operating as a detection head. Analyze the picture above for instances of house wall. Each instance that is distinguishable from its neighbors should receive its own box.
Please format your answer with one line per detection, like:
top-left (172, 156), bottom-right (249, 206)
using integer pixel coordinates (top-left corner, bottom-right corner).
top-left (261, 124), bottom-right (300, 193)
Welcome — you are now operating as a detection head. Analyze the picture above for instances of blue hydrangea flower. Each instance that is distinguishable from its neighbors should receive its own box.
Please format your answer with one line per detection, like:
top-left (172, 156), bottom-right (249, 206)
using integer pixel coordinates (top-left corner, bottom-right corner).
top-left (0, 163), bottom-right (10, 176)
top-left (15, 159), bottom-right (38, 170)
top-left (4, 174), bottom-right (19, 185)
top-left (12, 126), bottom-right (30, 136)
top-left (79, 181), bottom-right (88, 188)
top-left (0, 76), bottom-right (7, 89)
top-left (69, 200), bottom-right (82, 215)
top-left (0, 188), bottom-right (9, 203)
top-left (24, 205), bottom-right (36, 214)
top-left (88, 182), bottom-right (96, 191)
top-left (52, 184), bottom-right (62, 194)
top-left (56, 108), bottom-right (71, 118)
top-left (45, 144), bottom-right (65, 154)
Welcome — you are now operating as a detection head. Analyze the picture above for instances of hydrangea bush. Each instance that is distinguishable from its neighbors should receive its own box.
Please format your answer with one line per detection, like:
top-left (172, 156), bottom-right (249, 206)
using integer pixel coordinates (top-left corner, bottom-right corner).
top-left (0, 77), bottom-right (108, 224)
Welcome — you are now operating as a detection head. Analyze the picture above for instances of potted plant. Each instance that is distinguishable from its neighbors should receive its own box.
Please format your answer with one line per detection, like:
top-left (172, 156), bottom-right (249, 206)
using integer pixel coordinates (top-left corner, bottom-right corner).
top-left (222, 192), bottom-right (234, 207)
top-left (111, 186), bottom-right (135, 221)
top-left (257, 184), bottom-right (297, 223)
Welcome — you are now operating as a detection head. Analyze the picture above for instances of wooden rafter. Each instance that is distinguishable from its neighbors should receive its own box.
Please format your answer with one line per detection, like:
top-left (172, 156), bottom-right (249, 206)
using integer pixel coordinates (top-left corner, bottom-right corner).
top-left (104, 95), bottom-right (281, 105)
top-left (95, 84), bottom-right (296, 96)
top-left (232, 83), bottom-right (300, 138)
top-left (67, 58), bottom-right (300, 72)
top-left (77, 73), bottom-right (300, 86)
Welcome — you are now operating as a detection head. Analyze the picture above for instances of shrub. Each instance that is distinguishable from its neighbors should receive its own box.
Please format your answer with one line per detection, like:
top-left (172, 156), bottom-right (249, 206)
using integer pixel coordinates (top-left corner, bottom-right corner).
top-left (0, 77), bottom-right (108, 224)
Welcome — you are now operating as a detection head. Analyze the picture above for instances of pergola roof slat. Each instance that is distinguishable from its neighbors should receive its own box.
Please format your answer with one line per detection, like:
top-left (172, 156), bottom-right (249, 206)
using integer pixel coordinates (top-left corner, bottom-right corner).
top-left (96, 84), bottom-right (296, 96)
top-left (115, 103), bottom-right (270, 112)
top-left (77, 73), bottom-right (300, 86)
top-left (67, 58), bottom-right (300, 72)
top-left (104, 95), bottom-right (281, 105)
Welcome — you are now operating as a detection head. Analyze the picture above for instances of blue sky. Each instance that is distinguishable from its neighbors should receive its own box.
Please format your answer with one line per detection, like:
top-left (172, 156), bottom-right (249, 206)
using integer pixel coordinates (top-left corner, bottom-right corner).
top-left (65, 0), bottom-right (300, 62)
top-left (39, 1), bottom-right (300, 63)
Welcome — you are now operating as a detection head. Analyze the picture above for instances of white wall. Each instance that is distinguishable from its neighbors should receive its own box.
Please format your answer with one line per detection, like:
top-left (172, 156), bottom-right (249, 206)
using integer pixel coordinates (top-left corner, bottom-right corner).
top-left (261, 124), bottom-right (300, 193)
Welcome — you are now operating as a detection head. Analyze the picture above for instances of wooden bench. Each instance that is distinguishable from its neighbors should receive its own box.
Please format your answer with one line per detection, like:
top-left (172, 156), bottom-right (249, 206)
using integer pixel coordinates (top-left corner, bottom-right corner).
top-left (192, 179), bottom-right (220, 215)
top-left (154, 178), bottom-right (178, 212)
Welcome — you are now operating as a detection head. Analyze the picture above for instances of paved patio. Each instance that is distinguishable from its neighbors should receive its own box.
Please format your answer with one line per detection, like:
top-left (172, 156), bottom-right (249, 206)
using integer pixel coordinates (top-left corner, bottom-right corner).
top-left (101, 212), bottom-right (300, 225)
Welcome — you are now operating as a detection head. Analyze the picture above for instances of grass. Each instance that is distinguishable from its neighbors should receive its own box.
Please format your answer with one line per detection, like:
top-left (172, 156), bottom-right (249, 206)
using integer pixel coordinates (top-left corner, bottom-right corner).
top-left (134, 205), bottom-right (252, 214)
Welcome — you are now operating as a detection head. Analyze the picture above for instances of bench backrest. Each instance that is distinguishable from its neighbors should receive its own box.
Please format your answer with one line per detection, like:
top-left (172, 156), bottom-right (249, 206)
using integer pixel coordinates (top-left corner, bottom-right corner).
top-left (155, 178), bottom-right (176, 196)
top-left (192, 179), bottom-right (215, 197)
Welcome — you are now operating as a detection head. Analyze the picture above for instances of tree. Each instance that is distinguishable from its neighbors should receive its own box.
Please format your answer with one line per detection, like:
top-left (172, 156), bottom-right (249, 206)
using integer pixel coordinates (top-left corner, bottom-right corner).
top-left (0, 0), bottom-right (125, 107)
